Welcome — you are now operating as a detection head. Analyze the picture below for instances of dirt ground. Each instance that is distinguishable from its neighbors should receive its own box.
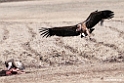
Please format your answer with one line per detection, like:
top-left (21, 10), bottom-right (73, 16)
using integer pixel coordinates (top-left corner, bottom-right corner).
top-left (0, 0), bottom-right (124, 83)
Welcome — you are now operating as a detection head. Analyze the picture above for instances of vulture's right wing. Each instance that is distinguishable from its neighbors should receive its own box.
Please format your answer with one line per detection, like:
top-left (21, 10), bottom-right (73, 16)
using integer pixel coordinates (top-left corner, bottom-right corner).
top-left (39, 25), bottom-right (80, 38)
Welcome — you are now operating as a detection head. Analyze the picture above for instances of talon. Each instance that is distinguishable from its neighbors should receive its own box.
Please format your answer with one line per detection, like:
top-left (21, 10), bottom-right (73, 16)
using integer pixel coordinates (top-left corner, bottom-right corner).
top-left (89, 37), bottom-right (92, 40)
top-left (81, 35), bottom-right (84, 38)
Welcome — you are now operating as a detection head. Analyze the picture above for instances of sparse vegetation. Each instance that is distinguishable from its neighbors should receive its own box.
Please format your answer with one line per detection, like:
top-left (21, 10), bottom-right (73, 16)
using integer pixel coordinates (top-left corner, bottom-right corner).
top-left (0, 0), bottom-right (124, 82)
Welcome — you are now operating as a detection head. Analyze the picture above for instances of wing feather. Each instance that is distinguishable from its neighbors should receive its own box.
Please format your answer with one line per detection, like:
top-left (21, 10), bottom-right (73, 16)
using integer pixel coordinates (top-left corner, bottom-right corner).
top-left (42, 32), bottom-right (49, 38)
top-left (39, 29), bottom-right (48, 32)
top-left (40, 30), bottom-right (49, 36)
top-left (39, 25), bottom-right (80, 38)
top-left (85, 10), bottom-right (114, 29)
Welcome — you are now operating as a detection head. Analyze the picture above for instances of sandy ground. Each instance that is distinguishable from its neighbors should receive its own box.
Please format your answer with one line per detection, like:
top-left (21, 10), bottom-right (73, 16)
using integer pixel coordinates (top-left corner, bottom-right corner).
top-left (0, 0), bottom-right (124, 83)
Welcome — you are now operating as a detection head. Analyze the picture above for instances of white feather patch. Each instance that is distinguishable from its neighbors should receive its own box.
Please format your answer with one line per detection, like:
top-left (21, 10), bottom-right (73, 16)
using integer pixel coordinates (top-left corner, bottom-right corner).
top-left (82, 33), bottom-right (86, 37)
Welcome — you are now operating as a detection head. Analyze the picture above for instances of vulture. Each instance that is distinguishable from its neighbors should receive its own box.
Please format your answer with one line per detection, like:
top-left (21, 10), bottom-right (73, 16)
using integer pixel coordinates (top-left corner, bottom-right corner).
top-left (39, 10), bottom-right (114, 38)
top-left (5, 59), bottom-right (25, 70)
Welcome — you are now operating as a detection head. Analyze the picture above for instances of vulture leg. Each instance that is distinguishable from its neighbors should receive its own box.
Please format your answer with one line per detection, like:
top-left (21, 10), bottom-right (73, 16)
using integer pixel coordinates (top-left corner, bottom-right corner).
top-left (86, 28), bottom-right (90, 38)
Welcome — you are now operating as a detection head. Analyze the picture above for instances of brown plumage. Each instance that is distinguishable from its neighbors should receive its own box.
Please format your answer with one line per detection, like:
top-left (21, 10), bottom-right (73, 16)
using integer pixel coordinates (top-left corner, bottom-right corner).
top-left (85, 10), bottom-right (114, 29)
top-left (39, 10), bottom-right (114, 38)
top-left (39, 25), bottom-right (80, 38)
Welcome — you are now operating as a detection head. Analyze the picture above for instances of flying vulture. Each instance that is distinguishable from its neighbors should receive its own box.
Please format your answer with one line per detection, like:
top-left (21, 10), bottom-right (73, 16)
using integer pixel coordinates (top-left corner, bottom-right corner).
top-left (39, 10), bottom-right (114, 38)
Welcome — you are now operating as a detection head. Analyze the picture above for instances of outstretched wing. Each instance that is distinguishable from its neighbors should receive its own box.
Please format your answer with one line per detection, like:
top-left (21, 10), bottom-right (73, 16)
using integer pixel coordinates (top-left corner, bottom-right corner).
top-left (39, 25), bottom-right (80, 38)
top-left (85, 10), bottom-right (114, 29)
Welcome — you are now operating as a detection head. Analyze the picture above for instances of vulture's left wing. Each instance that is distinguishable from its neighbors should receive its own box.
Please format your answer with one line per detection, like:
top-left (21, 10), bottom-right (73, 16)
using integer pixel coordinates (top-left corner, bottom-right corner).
top-left (85, 10), bottom-right (114, 29)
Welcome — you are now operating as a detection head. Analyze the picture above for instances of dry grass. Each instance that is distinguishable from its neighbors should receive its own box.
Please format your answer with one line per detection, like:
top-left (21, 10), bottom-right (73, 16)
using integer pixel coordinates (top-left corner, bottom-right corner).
top-left (0, 0), bottom-right (124, 83)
